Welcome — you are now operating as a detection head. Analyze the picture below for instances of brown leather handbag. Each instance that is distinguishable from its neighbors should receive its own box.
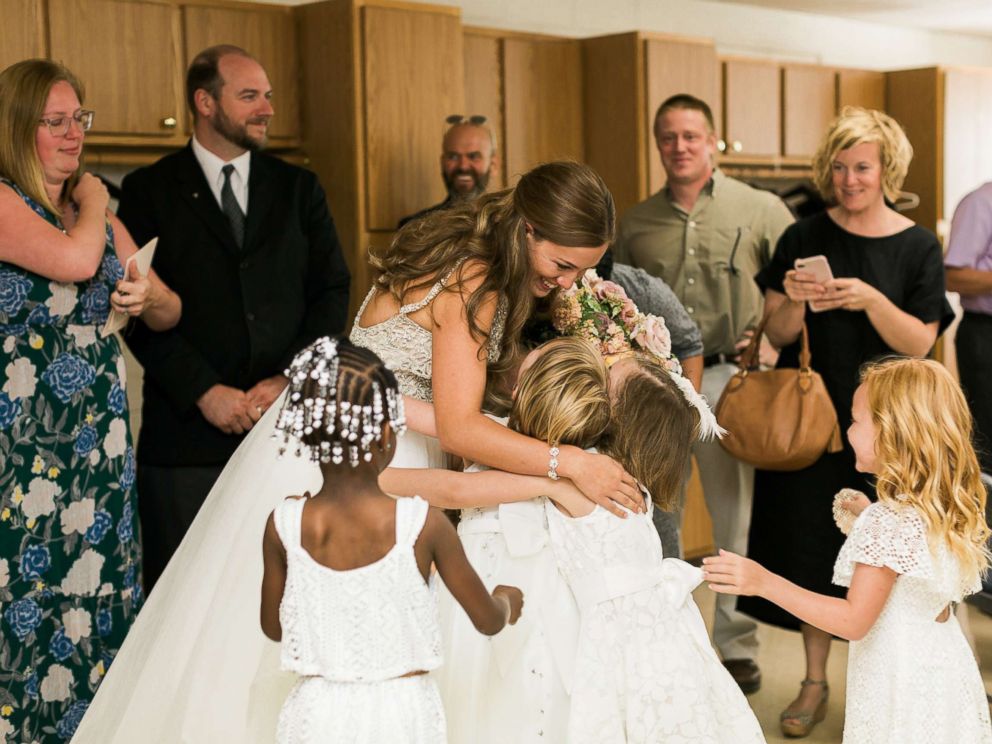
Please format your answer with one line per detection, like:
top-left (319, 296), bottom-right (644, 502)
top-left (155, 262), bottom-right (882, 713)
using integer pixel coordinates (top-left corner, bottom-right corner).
top-left (714, 319), bottom-right (843, 471)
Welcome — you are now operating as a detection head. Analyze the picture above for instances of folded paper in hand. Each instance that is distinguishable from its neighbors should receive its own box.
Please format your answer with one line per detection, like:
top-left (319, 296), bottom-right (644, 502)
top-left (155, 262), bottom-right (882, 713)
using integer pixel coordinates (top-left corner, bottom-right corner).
top-left (100, 237), bottom-right (157, 338)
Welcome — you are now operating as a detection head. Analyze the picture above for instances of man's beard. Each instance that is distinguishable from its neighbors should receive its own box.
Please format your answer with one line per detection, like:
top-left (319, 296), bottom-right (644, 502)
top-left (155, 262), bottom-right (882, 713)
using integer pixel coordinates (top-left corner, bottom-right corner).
top-left (443, 167), bottom-right (490, 201)
top-left (212, 106), bottom-right (268, 151)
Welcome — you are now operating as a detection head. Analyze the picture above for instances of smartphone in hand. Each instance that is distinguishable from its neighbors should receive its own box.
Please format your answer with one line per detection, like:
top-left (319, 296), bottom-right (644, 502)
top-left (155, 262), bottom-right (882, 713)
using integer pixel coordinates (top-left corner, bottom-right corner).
top-left (794, 255), bottom-right (833, 312)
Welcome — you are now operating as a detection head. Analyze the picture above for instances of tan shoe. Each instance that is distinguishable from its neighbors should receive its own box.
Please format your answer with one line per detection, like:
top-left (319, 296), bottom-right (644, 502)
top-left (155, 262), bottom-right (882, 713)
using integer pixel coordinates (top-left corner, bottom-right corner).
top-left (780, 678), bottom-right (829, 738)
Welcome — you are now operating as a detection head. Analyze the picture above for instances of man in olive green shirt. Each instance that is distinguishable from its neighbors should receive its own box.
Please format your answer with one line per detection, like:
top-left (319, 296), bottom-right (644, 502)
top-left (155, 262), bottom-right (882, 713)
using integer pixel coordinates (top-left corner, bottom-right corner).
top-left (614, 94), bottom-right (794, 693)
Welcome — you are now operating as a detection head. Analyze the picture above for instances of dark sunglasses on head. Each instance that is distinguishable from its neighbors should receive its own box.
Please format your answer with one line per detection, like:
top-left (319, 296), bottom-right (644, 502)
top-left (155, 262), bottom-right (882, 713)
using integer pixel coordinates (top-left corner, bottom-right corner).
top-left (445, 114), bottom-right (488, 126)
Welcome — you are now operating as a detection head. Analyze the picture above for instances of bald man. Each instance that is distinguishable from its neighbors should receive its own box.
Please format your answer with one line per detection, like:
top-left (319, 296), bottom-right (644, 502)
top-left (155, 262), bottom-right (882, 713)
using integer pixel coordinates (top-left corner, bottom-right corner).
top-left (398, 119), bottom-right (500, 228)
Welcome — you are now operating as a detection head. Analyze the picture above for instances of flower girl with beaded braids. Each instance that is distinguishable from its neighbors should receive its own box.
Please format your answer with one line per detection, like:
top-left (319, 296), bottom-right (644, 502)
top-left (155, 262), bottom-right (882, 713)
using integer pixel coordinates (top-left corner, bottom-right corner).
top-left (261, 337), bottom-right (522, 744)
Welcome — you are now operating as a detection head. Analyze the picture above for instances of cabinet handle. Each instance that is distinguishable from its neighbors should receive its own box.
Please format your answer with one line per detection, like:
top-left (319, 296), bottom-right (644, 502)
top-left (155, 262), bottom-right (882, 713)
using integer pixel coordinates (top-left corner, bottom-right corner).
top-left (731, 140), bottom-right (743, 153)
top-left (717, 139), bottom-right (727, 152)
top-left (161, 116), bottom-right (177, 129)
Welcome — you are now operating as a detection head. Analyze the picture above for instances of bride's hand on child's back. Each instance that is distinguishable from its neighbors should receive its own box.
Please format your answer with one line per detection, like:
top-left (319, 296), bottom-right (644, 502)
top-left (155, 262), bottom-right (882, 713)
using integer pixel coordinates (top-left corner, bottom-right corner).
top-left (702, 550), bottom-right (768, 597)
top-left (561, 448), bottom-right (642, 516)
top-left (493, 585), bottom-right (524, 625)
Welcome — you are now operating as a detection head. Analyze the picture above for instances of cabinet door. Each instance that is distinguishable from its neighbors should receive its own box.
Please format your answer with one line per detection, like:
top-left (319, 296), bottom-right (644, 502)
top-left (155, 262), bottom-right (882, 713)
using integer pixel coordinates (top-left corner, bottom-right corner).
top-left (838, 70), bottom-right (885, 111)
top-left (645, 38), bottom-right (719, 194)
top-left (464, 33), bottom-right (505, 190)
top-left (782, 65), bottom-right (836, 158)
top-left (48, 0), bottom-right (184, 139)
top-left (183, 4), bottom-right (299, 142)
top-left (722, 59), bottom-right (780, 157)
top-left (363, 6), bottom-right (463, 231)
top-left (503, 38), bottom-right (584, 184)
top-left (1, 0), bottom-right (46, 71)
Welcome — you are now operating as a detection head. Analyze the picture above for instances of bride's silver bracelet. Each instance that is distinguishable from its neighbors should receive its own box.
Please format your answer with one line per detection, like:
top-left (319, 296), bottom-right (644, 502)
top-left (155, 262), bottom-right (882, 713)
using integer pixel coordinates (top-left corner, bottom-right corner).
top-left (547, 446), bottom-right (560, 480)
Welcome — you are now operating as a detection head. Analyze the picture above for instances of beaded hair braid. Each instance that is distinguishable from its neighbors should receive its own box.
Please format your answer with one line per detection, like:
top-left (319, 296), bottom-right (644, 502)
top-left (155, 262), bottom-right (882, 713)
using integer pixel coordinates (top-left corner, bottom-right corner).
top-left (273, 336), bottom-right (407, 466)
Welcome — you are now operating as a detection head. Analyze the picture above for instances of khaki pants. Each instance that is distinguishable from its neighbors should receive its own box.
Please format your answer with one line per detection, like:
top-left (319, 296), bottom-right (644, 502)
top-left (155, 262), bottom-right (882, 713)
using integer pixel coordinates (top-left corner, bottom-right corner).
top-left (692, 362), bottom-right (759, 661)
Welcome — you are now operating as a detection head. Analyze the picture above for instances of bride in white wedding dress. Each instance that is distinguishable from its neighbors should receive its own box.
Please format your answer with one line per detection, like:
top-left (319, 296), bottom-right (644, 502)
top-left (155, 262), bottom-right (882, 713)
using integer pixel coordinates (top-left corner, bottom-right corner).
top-left (74, 162), bottom-right (637, 743)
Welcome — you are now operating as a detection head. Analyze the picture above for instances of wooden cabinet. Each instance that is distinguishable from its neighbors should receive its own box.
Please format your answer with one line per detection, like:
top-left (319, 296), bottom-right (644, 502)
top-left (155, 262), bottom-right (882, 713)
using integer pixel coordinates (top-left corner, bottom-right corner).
top-left (781, 65), bottom-right (836, 158)
top-left (838, 69), bottom-right (885, 111)
top-left (182, 4), bottom-right (300, 143)
top-left (581, 32), bottom-right (719, 216)
top-left (48, 0), bottom-right (185, 141)
top-left (362, 5), bottom-right (463, 230)
top-left (1, 0), bottom-right (46, 72)
top-left (503, 38), bottom-right (584, 183)
top-left (722, 58), bottom-right (781, 158)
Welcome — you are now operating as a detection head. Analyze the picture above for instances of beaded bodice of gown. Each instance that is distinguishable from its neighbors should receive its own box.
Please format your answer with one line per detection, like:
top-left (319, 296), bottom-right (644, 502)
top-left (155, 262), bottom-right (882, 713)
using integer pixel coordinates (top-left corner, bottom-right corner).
top-left (273, 495), bottom-right (442, 682)
top-left (350, 264), bottom-right (507, 402)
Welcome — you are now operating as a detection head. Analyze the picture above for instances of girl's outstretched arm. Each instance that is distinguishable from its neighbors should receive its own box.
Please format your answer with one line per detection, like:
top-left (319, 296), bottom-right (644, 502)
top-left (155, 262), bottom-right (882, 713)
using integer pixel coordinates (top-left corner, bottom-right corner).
top-left (260, 511), bottom-right (288, 641)
top-left (379, 468), bottom-right (630, 517)
top-left (702, 550), bottom-right (896, 641)
top-left (420, 508), bottom-right (523, 635)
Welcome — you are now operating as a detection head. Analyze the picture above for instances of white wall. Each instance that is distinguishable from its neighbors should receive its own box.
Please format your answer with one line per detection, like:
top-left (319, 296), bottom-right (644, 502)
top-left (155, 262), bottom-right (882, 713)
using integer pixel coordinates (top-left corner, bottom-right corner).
top-left (263, 0), bottom-right (992, 69)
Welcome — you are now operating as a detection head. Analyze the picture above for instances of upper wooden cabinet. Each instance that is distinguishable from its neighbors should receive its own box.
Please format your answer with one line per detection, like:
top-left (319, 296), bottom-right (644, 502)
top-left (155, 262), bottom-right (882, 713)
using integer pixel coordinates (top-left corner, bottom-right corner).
top-left (48, 0), bottom-right (185, 141)
top-left (503, 38), bottom-right (584, 183)
top-left (581, 32), bottom-right (718, 216)
top-left (838, 69), bottom-right (885, 111)
top-left (1, 0), bottom-right (46, 72)
top-left (781, 65), bottom-right (836, 158)
top-left (463, 32), bottom-right (505, 190)
top-left (363, 5), bottom-right (463, 230)
top-left (182, 3), bottom-right (300, 142)
top-left (722, 58), bottom-right (781, 158)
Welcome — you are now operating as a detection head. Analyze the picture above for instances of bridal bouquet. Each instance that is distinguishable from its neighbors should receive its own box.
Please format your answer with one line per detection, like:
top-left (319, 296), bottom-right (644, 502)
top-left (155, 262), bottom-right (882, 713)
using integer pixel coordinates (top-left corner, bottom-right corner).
top-left (551, 270), bottom-right (681, 374)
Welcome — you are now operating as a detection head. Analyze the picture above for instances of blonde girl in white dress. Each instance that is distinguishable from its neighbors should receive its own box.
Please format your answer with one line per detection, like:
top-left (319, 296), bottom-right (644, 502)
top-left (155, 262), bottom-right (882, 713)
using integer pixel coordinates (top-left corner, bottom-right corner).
top-left (705, 357), bottom-right (992, 743)
top-left (260, 337), bottom-right (523, 743)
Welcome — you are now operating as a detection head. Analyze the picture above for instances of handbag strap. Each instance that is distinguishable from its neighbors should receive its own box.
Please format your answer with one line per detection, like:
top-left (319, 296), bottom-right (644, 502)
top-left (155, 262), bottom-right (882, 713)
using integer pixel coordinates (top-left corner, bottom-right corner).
top-left (737, 317), bottom-right (812, 372)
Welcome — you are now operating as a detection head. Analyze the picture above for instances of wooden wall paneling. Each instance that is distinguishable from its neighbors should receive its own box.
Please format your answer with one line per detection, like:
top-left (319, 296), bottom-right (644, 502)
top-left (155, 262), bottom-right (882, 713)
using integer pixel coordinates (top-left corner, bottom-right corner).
top-left (1, 0), bottom-right (46, 71)
top-left (645, 38), bottom-right (719, 195)
top-left (682, 459), bottom-right (714, 559)
top-left (722, 58), bottom-right (781, 157)
top-left (362, 5), bottom-right (464, 231)
top-left (581, 33), bottom-right (643, 218)
top-left (782, 65), bottom-right (836, 158)
top-left (886, 68), bottom-right (942, 233)
top-left (463, 32), bottom-right (505, 190)
top-left (48, 0), bottom-right (185, 140)
top-left (182, 4), bottom-right (300, 142)
top-left (503, 38), bottom-right (584, 184)
top-left (837, 69), bottom-right (885, 111)
top-left (298, 0), bottom-right (367, 320)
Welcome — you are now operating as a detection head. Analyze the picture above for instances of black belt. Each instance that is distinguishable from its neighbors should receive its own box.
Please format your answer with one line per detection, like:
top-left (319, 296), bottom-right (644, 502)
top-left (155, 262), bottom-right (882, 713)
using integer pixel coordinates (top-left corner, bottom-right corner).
top-left (703, 353), bottom-right (732, 367)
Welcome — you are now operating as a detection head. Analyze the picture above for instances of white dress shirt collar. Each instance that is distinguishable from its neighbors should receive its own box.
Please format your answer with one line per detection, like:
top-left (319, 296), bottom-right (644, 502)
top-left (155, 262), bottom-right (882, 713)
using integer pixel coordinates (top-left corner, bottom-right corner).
top-left (191, 135), bottom-right (251, 214)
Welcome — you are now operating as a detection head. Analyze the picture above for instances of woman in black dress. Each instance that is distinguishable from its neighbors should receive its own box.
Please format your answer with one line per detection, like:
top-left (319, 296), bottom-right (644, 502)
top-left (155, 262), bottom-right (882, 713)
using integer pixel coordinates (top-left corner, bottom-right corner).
top-left (740, 107), bottom-right (953, 737)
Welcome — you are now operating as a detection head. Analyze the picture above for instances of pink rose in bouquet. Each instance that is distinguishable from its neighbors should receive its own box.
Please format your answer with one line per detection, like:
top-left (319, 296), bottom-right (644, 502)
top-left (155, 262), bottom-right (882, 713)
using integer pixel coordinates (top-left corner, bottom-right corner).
top-left (632, 314), bottom-right (671, 359)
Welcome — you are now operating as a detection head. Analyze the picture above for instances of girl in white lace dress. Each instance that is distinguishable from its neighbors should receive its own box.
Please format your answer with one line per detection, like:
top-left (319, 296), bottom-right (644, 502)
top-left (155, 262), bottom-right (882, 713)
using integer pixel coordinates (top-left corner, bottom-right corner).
top-left (705, 357), bottom-right (992, 743)
top-left (259, 338), bottom-right (523, 744)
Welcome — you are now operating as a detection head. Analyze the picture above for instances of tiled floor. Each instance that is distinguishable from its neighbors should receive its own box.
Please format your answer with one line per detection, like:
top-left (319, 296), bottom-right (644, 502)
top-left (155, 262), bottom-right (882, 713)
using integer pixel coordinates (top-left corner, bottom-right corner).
top-left (692, 585), bottom-right (992, 743)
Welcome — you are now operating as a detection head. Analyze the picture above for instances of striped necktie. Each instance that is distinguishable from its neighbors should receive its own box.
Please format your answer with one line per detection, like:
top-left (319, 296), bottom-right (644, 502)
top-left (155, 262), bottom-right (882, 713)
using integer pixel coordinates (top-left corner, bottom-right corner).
top-left (221, 163), bottom-right (245, 248)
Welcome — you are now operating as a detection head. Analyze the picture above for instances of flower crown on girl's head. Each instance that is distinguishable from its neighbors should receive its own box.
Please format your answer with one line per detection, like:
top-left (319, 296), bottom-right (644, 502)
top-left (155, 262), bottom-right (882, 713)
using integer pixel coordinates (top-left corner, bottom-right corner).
top-left (551, 271), bottom-right (725, 441)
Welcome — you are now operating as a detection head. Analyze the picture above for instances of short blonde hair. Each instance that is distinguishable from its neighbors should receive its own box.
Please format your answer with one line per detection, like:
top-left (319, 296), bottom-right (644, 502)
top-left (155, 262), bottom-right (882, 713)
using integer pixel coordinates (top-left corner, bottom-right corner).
top-left (861, 357), bottom-right (990, 592)
top-left (812, 106), bottom-right (913, 204)
top-left (509, 337), bottom-right (611, 450)
top-left (0, 59), bottom-right (86, 215)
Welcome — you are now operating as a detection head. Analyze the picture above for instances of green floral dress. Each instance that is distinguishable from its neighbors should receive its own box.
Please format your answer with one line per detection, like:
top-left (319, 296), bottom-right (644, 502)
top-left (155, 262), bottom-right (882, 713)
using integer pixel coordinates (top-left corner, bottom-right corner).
top-left (0, 179), bottom-right (142, 742)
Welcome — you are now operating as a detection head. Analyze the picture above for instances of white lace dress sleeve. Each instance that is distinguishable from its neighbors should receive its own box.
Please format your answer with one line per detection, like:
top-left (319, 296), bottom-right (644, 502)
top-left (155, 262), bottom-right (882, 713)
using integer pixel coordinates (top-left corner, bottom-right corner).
top-left (831, 501), bottom-right (992, 743)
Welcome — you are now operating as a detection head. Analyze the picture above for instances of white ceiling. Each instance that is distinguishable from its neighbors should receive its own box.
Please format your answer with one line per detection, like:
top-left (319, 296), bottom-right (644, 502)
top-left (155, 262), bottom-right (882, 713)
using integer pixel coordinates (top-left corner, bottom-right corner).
top-left (710, 0), bottom-right (992, 38)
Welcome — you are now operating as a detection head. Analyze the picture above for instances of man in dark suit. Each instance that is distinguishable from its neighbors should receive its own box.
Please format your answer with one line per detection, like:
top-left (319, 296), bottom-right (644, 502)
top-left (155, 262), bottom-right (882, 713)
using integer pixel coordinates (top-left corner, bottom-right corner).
top-left (118, 45), bottom-right (350, 590)
top-left (397, 115), bottom-right (499, 228)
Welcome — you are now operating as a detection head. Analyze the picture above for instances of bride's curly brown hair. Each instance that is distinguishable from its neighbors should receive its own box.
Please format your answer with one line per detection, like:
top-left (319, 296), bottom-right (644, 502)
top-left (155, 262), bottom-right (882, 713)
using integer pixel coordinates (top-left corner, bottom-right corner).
top-left (370, 161), bottom-right (615, 411)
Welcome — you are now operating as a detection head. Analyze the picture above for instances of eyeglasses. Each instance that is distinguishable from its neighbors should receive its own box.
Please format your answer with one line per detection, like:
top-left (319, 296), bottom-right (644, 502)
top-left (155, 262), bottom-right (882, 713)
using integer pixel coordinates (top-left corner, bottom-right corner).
top-left (38, 110), bottom-right (95, 138)
top-left (445, 114), bottom-right (488, 126)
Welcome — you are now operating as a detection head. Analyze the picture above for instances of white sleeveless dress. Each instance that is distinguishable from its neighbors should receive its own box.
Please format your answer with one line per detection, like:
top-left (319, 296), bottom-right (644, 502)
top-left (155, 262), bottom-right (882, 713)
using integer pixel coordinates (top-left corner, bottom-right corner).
top-left (833, 501), bottom-right (992, 743)
top-left (273, 496), bottom-right (444, 743)
top-left (544, 497), bottom-right (765, 743)
top-left (73, 270), bottom-right (503, 742)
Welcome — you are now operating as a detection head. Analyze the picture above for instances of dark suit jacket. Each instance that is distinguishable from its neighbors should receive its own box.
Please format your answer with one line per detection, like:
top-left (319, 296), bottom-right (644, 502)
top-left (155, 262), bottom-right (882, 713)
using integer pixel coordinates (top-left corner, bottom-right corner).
top-left (118, 144), bottom-right (350, 466)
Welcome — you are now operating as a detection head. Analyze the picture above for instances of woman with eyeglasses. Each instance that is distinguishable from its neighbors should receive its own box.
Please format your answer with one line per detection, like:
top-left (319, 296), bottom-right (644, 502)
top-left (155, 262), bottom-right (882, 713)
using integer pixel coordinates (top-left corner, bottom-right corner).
top-left (0, 59), bottom-right (180, 742)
